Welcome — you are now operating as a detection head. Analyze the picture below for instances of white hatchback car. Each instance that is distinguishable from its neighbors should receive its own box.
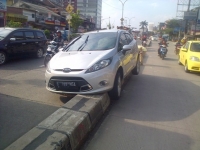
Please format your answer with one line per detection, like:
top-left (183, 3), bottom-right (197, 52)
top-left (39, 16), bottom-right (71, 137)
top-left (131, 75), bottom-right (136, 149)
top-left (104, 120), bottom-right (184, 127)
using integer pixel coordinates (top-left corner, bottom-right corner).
top-left (45, 30), bottom-right (140, 99)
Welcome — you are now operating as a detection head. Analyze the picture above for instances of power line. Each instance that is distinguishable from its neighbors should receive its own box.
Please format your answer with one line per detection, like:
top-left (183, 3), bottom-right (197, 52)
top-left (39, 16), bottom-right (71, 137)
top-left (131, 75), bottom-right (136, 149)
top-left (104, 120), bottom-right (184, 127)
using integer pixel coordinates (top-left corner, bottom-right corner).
top-left (102, 0), bottom-right (122, 10)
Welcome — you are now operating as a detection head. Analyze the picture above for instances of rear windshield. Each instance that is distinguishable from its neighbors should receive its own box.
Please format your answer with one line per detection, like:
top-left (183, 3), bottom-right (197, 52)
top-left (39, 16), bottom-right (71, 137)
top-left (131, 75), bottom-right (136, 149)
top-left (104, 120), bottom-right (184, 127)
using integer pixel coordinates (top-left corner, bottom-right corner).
top-left (65, 32), bottom-right (118, 51)
top-left (0, 29), bottom-right (12, 40)
top-left (190, 43), bottom-right (200, 52)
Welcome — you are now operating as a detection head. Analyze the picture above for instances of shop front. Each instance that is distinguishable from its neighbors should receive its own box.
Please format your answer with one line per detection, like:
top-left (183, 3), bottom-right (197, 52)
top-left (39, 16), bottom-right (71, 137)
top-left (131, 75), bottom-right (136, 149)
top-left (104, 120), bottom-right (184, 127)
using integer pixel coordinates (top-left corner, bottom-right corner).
top-left (6, 13), bottom-right (28, 23)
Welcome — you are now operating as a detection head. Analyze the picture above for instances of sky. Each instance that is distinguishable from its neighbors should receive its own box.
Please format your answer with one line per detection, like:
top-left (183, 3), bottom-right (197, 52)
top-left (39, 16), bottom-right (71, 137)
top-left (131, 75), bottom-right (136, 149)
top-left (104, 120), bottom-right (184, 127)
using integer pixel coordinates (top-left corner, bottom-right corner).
top-left (101, 0), bottom-right (178, 30)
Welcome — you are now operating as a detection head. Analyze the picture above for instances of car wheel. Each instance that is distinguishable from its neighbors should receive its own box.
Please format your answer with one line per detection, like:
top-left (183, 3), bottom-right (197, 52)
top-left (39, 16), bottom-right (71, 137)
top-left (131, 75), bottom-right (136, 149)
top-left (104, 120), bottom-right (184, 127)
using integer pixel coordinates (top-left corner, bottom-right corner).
top-left (36, 48), bottom-right (43, 58)
top-left (0, 51), bottom-right (7, 65)
top-left (132, 59), bottom-right (140, 75)
top-left (108, 72), bottom-right (122, 100)
top-left (184, 61), bottom-right (189, 73)
top-left (178, 57), bottom-right (182, 65)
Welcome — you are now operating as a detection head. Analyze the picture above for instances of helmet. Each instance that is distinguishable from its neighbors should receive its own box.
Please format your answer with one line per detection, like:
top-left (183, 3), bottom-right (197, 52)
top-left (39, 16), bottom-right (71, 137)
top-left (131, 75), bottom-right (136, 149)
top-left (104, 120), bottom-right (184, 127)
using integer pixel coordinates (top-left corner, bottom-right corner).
top-left (56, 30), bottom-right (61, 34)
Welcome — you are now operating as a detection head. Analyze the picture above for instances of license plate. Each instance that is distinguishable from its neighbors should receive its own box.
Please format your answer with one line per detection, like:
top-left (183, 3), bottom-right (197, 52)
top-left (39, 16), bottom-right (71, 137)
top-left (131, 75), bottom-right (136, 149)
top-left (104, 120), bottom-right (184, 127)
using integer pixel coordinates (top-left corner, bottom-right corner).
top-left (57, 82), bottom-right (76, 87)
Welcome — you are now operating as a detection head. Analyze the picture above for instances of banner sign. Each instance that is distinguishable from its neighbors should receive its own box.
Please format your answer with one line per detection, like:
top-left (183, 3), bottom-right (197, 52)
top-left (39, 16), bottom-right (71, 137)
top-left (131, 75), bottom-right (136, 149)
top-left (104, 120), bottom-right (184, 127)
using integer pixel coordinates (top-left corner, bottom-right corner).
top-left (184, 11), bottom-right (197, 20)
top-left (0, 0), bottom-right (7, 12)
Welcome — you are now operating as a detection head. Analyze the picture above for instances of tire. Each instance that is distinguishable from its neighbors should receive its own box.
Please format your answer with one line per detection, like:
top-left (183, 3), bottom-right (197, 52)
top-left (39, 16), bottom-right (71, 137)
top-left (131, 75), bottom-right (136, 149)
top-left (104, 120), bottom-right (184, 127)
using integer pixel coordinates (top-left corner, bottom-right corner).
top-left (161, 54), bottom-right (164, 60)
top-left (178, 57), bottom-right (182, 65)
top-left (132, 59), bottom-right (140, 75)
top-left (184, 61), bottom-right (189, 73)
top-left (36, 48), bottom-right (44, 58)
top-left (0, 51), bottom-right (7, 65)
top-left (108, 72), bottom-right (122, 100)
top-left (44, 55), bottom-right (51, 67)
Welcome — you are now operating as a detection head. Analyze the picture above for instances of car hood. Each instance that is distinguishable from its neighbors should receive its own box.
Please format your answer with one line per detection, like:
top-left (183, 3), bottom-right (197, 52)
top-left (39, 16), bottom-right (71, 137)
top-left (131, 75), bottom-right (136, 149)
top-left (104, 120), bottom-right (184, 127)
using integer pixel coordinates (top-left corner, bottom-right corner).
top-left (49, 50), bottom-right (113, 69)
top-left (190, 51), bottom-right (200, 58)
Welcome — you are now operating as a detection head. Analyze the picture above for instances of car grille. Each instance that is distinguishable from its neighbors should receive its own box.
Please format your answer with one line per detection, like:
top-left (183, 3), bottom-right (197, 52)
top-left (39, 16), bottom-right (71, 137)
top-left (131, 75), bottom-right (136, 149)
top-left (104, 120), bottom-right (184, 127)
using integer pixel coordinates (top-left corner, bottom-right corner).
top-left (48, 77), bottom-right (93, 92)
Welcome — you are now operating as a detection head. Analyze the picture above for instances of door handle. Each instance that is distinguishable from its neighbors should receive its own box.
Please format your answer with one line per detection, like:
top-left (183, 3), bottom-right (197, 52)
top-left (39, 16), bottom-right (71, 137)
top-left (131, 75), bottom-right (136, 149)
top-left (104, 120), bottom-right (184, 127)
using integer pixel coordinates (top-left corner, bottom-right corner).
top-left (22, 43), bottom-right (26, 45)
top-left (35, 42), bottom-right (38, 43)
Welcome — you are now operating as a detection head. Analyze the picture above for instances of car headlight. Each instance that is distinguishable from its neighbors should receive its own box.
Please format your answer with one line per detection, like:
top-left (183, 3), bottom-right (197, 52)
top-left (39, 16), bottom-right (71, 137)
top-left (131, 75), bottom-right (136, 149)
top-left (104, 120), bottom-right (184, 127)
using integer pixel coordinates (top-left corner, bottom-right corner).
top-left (46, 63), bottom-right (52, 73)
top-left (85, 58), bottom-right (112, 73)
top-left (190, 56), bottom-right (200, 62)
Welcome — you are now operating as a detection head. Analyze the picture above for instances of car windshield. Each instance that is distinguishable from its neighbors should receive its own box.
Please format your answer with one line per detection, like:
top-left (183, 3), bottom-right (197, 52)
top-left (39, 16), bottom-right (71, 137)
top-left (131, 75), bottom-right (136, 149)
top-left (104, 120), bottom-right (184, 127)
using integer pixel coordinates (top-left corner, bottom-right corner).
top-left (190, 43), bottom-right (200, 52)
top-left (65, 32), bottom-right (117, 51)
top-left (0, 29), bottom-right (12, 40)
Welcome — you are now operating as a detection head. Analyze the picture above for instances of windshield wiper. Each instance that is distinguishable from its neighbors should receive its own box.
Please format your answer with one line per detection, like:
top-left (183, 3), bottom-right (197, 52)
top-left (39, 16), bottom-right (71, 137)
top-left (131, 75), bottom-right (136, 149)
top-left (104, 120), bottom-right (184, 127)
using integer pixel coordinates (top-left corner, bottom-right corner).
top-left (77, 35), bottom-right (89, 51)
top-left (64, 36), bottom-right (82, 51)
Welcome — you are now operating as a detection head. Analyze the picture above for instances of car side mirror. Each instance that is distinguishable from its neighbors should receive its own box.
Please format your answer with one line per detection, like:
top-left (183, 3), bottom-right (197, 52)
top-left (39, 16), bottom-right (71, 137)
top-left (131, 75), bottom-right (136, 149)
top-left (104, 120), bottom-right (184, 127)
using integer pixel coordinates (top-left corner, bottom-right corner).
top-left (122, 45), bottom-right (132, 54)
top-left (10, 38), bottom-right (16, 41)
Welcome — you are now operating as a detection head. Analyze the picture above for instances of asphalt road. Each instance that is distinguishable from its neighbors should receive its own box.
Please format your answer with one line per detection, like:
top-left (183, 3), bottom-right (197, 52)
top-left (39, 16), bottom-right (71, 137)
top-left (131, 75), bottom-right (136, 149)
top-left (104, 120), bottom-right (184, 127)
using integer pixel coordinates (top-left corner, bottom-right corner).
top-left (0, 57), bottom-right (73, 149)
top-left (82, 40), bottom-right (200, 150)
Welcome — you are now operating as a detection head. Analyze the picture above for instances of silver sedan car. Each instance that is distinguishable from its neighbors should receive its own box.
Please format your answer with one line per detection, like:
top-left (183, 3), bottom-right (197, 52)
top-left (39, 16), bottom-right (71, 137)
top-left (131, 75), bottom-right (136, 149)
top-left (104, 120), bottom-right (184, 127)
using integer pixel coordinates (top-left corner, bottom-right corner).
top-left (45, 30), bottom-right (140, 99)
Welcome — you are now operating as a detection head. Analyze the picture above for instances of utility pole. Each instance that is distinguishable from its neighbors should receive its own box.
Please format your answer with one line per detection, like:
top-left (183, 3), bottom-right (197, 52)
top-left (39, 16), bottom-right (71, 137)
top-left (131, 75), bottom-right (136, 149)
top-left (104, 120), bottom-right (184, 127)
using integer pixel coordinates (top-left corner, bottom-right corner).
top-left (185, 0), bottom-right (192, 35)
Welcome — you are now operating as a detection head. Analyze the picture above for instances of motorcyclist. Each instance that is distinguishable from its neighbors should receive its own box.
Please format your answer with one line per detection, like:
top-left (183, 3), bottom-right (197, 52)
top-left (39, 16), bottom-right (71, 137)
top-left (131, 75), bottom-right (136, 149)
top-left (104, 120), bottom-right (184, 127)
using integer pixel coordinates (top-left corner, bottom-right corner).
top-left (138, 45), bottom-right (147, 65)
top-left (141, 35), bottom-right (147, 46)
top-left (53, 30), bottom-right (64, 52)
top-left (158, 38), bottom-right (168, 56)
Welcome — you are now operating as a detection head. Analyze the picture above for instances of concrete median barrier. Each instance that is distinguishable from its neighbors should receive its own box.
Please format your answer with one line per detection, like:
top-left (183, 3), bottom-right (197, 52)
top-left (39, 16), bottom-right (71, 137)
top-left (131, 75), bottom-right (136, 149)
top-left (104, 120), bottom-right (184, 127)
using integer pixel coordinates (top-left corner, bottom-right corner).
top-left (5, 93), bottom-right (110, 150)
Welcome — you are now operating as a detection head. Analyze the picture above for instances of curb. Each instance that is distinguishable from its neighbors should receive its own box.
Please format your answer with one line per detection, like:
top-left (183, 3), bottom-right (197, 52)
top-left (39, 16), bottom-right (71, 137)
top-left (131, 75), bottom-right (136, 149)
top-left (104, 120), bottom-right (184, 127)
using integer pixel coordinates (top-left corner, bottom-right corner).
top-left (5, 93), bottom-right (110, 150)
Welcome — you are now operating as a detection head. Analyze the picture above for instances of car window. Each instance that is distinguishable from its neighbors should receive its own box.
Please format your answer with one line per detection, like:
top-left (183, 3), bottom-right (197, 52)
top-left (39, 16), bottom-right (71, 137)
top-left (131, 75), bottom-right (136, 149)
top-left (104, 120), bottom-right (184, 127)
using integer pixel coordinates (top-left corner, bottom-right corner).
top-left (190, 43), bottom-right (200, 52)
top-left (36, 31), bottom-right (45, 39)
top-left (185, 42), bottom-right (190, 49)
top-left (125, 33), bottom-right (133, 44)
top-left (10, 32), bottom-right (24, 41)
top-left (118, 33), bottom-right (128, 52)
top-left (65, 32), bottom-right (117, 51)
top-left (25, 31), bottom-right (35, 39)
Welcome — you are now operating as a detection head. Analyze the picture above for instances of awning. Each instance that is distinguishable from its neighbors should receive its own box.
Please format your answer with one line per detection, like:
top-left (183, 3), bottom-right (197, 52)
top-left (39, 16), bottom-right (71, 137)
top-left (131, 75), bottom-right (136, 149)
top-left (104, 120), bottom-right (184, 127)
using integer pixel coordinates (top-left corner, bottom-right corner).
top-left (7, 13), bottom-right (28, 22)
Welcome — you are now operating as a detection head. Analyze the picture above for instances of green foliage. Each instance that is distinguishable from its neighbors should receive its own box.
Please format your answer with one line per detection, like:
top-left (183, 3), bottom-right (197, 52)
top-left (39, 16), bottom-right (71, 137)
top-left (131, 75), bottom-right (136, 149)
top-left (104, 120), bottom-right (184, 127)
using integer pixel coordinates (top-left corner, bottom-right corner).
top-left (44, 29), bottom-right (50, 39)
top-left (6, 20), bottom-right (22, 28)
top-left (163, 28), bottom-right (174, 36)
top-left (70, 11), bottom-right (83, 32)
top-left (165, 19), bottom-right (180, 28)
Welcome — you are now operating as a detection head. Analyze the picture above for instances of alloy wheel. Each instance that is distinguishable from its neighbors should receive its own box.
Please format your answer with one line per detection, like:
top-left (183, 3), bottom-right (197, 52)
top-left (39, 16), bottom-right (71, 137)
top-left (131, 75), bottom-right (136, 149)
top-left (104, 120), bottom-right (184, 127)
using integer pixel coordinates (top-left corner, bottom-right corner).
top-left (37, 49), bottom-right (43, 58)
top-left (117, 75), bottom-right (122, 97)
top-left (0, 52), bottom-right (6, 65)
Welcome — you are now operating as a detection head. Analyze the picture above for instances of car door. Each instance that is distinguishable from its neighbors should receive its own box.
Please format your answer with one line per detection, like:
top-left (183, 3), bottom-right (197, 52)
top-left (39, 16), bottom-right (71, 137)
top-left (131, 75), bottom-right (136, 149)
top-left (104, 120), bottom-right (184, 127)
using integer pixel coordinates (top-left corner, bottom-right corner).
top-left (180, 42), bottom-right (189, 64)
top-left (6, 31), bottom-right (26, 57)
top-left (124, 33), bottom-right (137, 73)
top-left (117, 32), bottom-right (130, 76)
top-left (24, 31), bottom-right (36, 55)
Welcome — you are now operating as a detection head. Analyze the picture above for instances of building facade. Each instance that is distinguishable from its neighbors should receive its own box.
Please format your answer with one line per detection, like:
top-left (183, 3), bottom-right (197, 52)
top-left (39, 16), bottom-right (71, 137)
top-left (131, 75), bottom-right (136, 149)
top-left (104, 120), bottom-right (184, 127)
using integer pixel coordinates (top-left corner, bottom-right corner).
top-left (77, 0), bottom-right (102, 29)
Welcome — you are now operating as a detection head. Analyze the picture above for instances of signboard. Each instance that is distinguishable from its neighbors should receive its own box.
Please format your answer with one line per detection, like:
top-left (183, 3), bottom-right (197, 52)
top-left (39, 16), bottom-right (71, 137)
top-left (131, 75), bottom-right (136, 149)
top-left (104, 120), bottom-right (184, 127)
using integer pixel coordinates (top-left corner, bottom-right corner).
top-left (66, 4), bottom-right (74, 13)
top-left (184, 11), bottom-right (197, 20)
top-left (0, 0), bottom-right (7, 11)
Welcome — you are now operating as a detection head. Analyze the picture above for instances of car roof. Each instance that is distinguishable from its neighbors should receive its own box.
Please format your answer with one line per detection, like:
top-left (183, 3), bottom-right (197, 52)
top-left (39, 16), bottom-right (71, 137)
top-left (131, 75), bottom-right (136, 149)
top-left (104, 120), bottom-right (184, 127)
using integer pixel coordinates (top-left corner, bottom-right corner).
top-left (0, 27), bottom-right (43, 32)
top-left (84, 29), bottom-right (127, 34)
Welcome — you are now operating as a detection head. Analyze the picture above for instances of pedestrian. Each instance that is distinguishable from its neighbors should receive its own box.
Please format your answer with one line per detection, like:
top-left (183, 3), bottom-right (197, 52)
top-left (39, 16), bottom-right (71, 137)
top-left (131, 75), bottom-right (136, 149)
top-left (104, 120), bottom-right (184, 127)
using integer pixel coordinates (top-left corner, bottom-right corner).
top-left (138, 45), bottom-right (147, 65)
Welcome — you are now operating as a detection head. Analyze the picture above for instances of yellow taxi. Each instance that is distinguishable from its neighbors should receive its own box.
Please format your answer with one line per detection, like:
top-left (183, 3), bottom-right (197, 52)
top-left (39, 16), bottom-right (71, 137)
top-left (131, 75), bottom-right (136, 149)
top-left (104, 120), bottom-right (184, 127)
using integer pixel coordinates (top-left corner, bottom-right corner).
top-left (178, 41), bottom-right (200, 73)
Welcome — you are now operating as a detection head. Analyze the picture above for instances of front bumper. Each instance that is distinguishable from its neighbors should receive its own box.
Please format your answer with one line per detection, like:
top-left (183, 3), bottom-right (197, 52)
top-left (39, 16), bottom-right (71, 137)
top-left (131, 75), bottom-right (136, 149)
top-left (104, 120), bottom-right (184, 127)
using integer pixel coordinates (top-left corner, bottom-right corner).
top-left (188, 61), bottom-right (200, 72)
top-left (45, 67), bottom-right (116, 94)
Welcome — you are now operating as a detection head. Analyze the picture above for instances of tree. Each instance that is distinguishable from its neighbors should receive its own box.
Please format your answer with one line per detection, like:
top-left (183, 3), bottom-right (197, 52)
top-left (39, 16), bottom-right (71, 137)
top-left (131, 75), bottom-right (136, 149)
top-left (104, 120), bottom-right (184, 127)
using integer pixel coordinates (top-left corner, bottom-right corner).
top-left (165, 19), bottom-right (180, 28)
top-left (139, 20), bottom-right (148, 33)
top-left (70, 11), bottom-right (83, 32)
top-left (6, 20), bottom-right (22, 28)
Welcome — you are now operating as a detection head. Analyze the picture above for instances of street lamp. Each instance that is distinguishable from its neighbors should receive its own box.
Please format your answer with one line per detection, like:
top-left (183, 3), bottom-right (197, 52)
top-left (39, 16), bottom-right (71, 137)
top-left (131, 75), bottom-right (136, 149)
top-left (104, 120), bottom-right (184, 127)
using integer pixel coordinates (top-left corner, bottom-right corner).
top-left (125, 17), bottom-right (135, 28)
top-left (119, 0), bottom-right (128, 26)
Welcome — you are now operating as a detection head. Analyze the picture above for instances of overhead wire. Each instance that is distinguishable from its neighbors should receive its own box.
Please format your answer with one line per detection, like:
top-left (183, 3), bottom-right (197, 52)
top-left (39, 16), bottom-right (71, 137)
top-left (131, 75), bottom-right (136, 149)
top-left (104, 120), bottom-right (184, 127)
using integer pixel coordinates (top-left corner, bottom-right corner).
top-left (102, 0), bottom-right (122, 10)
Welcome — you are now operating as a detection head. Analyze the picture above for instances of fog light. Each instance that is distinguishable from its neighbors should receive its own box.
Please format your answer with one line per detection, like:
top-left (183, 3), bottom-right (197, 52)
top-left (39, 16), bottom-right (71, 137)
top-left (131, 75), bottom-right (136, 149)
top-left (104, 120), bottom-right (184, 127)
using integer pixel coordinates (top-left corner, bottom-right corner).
top-left (99, 80), bottom-right (108, 86)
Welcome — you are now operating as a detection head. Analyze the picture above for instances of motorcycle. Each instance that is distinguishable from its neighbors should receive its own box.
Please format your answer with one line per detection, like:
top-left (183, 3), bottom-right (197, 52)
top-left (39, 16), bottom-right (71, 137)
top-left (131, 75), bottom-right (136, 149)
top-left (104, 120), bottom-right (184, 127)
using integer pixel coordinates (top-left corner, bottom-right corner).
top-left (142, 40), bottom-right (147, 47)
top-left (44, 41), bottom-right (64, 67)
top-left (159, 44), bottom-right (168, 60)
top-left (175, 42), bottom-right (182, 55)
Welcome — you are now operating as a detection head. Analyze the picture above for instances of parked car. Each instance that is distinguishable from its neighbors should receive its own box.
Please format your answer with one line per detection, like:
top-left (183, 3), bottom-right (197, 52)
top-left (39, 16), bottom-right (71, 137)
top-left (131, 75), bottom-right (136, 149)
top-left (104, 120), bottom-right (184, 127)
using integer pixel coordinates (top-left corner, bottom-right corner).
top-left (45, 30), bottom-right (140, 99)
top-left (178, 41), bottom-right (200, 73)
top-left (0, 28), bottom-right (47, 65)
